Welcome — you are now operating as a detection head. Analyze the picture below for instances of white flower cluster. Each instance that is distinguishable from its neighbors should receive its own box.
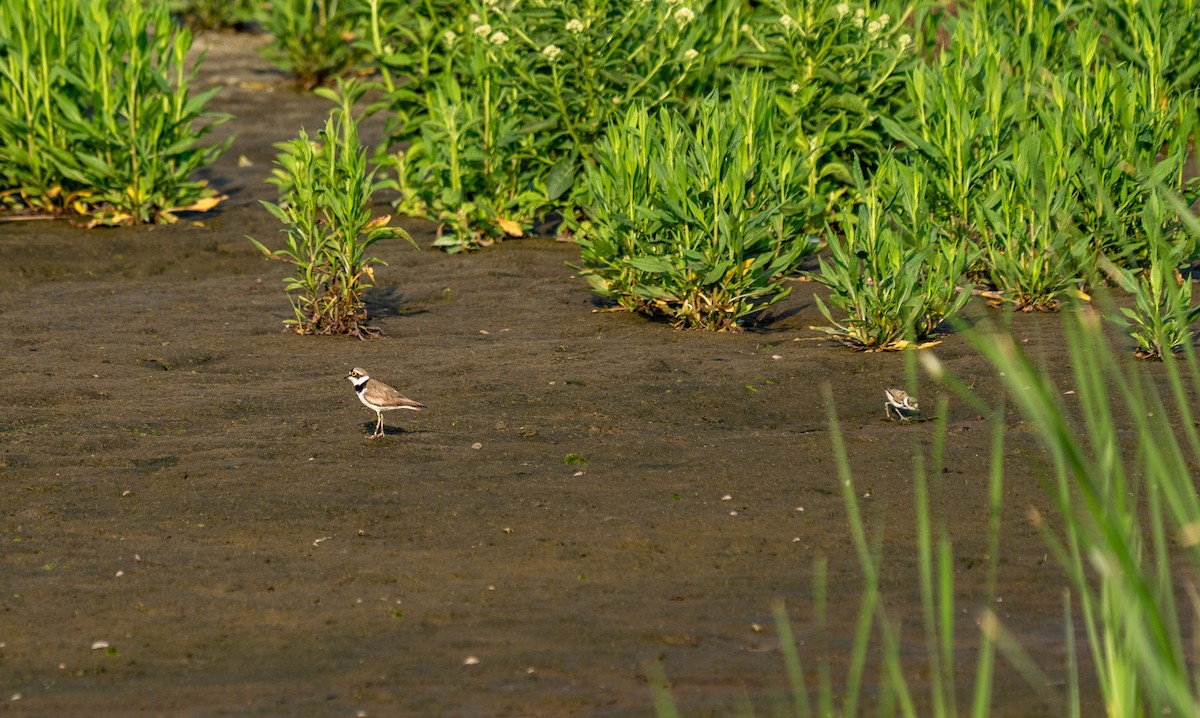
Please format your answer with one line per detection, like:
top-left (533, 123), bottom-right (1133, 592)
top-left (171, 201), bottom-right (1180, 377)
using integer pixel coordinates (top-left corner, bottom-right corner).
top-left (684, 48), bottom-right (699, 61)
top-left (866, 12), bottom-right (890, 35)
top-left (542, 43), bottom-right (562, 60)
top-left (673, 6), bottom-right (695, 23)
top-left (834, 2), bottom-right (849, 18)
top-left (490, 30), bottom-right (509, 45)
top-left (780, 13), bottom-right (795, 29)
top-left (474, 22), bottom-right (492, 37)
top-left (565, 18), bottom-right (585, 33)
top-left (898, 33), bottom-right (912, 50)
top-left (443, 30), bottom-right (458, 46)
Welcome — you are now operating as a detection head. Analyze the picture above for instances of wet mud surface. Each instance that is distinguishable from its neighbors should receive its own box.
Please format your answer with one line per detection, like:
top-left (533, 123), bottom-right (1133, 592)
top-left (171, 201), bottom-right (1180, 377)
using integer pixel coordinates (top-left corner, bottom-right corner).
top-left (0, 31), bottom-right (1168, 717)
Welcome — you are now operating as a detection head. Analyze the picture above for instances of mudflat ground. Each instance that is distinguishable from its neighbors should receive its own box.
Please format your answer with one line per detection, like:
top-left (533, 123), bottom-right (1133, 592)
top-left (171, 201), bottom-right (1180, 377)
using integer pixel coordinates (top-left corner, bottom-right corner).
top-left (0, 30), bottom-right (1167, 718)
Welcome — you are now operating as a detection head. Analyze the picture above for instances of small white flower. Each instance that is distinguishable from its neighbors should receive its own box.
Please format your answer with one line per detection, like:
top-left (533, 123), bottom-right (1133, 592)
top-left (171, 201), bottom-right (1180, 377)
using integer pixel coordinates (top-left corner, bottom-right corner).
top-left (780, 13), bottom-right (795, 29)
top-left (565, 18), bottom-right (585, 33)
top-left (468, 12), bottom-right (480, 22)
top-left (789, 82), bottom-right (800, 93)
top-left (867, 19), bottom-right (881, 34)
top-left (490, 30), bottom-right (509, 45)
top-left (684, 48), bottom-right (699, 61)
top-left (834, 2), bottom-right (849, 17)
top-left (484, 0), bottom-right (499, 5)
top-left (853, 7), bottom-right (865, 26)
top-left (542, 43), bottom-right (562, 60)
top-left (442, 30), bottom-right (458, 46)
top-left (878, 13), bottom-right (890, 26)
top-left (474, 23), bottom-right (492, 37)
top-left (740, 22), bottom-right (750, 32)
top-left (898, 33), bottom-right (912, 50)
top-left (673, 6), bottom-right (695, 23)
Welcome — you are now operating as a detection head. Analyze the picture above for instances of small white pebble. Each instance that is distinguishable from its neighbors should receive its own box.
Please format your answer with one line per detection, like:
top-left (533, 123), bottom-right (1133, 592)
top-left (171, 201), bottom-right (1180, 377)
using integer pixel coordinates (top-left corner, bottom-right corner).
top-left (792, 537), bottom-right (801, 542)
top-left (721, 494), bottom-right (732, 501)
top-left (10, 693), bottom-right (19, 702)
top-left (91, 640), bottom-right (109, 650)
top-left (92, 374), bottom-right (99, 378)
top-left (356, 598), bottom-right (363, 604)
top-left (115, 570), bottom-right (124, 577)
top-left (121, 490), bottom-right (131, 497)
top-left (751, 623), bottom-right (763, 633)
top-left (357, 711), bottom-right (368, 718)
top-left (730, 511), bottom-right (738, 516)
top-left (133, 554), bottom-right (142, 563)
top-left (1063, 390), bottom-right (1075, 395)
top-left (572, 470), bottom-right (585, 477)
top-left (471, 442), bottom-right (483, 450)
top-left (795, 507), bottom-right (804, 512)
top-left (58, 663), bottom-right (66, 670)
top-left (503, 527), bottom-right (513, 534)
top-left (772, 355), bottom-right (782, 360)
top-left (526, 666), bottom-right (536, 674)
top-left (479, 330), bottom-right (490, 335)
top-left (464, 656), bottom-right (480, 665)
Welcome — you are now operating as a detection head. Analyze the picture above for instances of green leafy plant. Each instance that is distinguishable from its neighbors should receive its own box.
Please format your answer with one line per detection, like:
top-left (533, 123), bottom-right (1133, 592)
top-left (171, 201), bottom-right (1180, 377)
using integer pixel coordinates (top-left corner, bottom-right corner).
top-left (1104, 196), bottom-right (1200, 360)
top-left (810, 161), bottom-right (974, 350)
top-left (971, 131), bottom-right (1091, 312)
top-left (738, 0), bottom-right (921, 229)
top-left (258, 0), bottom-right (365, 89)
top-left (169, 0), bottom-right (255, 30)
top-left (249, 81), bottom-right (413, 338)
top-left (375, 0), bottom-right (738, 251)
top-left (576, 78), bottom-right (811, 331)
top-left (0, 0), bottom-right (229, 223)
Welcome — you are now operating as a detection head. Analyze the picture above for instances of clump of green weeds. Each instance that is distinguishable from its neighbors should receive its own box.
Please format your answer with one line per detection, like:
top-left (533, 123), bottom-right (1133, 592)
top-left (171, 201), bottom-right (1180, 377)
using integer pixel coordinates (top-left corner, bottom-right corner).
top-left (0, 0), bottom-right (229, 224)
top-left (249, 81), bottom-right (413, 338)
top-left (1105, 194), bottom-right (1200, 360)
top-left (971, 132), bottom-right (1092, 312)
top-left (739, 0), bottom-right (921, 229)
top-left (810, 161), bottom-right (974, 350)
top-left (258, 0), bottom-right (366, 89)
top-left (373, 0), bottom-right (739, 252)
top-left (576, 78), bottom-right (811, 331)
top-left (169, 0), bottom-right (255, 31)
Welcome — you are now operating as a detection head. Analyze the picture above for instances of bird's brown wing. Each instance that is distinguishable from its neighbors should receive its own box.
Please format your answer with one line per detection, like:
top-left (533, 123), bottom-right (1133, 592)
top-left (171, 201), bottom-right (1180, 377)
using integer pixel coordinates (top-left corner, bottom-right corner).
top-left (367, 380), bottom-right (425, 410)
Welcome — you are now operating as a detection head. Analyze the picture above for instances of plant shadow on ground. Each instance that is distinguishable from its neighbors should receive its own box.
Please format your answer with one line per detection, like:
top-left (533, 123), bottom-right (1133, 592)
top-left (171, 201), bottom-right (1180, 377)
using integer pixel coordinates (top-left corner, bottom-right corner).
top-left (0, 30), bottom-right (1138, 718)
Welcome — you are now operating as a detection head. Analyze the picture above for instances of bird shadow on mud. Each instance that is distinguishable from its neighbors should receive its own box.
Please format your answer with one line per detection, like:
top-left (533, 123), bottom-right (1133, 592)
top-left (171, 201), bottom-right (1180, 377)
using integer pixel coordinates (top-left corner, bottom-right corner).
top-left (356, 422), bottom-right (432, 438)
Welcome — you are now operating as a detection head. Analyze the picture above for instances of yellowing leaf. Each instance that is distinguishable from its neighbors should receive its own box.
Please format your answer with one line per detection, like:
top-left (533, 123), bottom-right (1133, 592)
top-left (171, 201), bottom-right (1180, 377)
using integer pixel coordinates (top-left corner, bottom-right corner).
top-left (364, 265), bottom-right (376, 282)
top-left (496, 218), bottom-right (524, 237)
top-left (365, 214), bottom-right (392, 230)
top-left (176, 194), bottom-right (228, 213)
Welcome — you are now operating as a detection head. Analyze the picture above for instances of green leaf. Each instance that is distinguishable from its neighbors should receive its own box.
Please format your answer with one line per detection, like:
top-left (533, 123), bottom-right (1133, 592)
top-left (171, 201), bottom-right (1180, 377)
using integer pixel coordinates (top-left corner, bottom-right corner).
top-left (626, 256), bottom-right (674, 273)
top-left (545, 156), bottom-right (577, 201)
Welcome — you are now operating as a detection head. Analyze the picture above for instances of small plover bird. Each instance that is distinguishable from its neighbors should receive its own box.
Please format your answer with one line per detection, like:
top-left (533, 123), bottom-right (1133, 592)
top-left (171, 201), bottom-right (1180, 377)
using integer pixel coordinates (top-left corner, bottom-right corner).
top-left (884, 388), bottom-right (920, 421)
top-left (347, 368), bottom-right (425, 438)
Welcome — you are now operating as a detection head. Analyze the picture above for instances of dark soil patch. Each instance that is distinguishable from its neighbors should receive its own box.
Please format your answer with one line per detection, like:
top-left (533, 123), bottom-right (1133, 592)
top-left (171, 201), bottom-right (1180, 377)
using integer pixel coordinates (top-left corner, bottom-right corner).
top-left (0, 30), bottom-right (1171, 718)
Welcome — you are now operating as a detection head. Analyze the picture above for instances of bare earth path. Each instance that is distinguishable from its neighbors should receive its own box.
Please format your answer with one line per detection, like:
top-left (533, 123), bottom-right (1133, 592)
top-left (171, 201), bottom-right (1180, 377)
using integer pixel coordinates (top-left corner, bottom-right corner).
top-left (0, 30), bottom-right (1150, 718)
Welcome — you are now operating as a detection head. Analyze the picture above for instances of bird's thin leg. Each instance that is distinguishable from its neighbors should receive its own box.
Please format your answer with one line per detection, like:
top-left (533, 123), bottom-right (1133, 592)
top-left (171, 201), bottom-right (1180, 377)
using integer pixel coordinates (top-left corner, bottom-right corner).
top-left (374, 413), bottom-right (383, 438)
